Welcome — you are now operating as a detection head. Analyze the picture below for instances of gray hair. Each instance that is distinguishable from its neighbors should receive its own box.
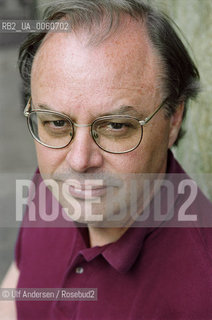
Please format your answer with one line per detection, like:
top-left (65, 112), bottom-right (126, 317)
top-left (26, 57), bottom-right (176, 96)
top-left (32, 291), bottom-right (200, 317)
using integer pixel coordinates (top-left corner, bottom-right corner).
top-left (18, 0), bottom-right (200, 145)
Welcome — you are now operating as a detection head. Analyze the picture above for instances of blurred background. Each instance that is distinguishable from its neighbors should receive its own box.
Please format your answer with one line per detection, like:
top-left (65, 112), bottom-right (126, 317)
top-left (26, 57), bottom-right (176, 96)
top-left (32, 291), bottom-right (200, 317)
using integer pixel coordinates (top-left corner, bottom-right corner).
top-left (0, 0), bottom-right (212, 283)
top-left (0, 0), bottom-right (38, 283)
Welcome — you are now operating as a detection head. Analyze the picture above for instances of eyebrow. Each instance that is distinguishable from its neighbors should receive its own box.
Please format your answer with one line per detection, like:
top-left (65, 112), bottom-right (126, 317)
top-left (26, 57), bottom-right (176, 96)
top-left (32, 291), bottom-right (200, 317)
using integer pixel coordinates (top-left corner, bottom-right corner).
top-left (32, 103), bottom-right (55, 112)
top-left (33, 102), bottom-right (145, 119)
top-left (103, 105), bottom-right (144, 118)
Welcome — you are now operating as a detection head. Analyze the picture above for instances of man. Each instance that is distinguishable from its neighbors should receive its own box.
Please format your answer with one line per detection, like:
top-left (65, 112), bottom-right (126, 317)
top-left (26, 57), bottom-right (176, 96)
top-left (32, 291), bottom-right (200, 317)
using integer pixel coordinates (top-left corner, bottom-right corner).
top-left (1, 0), bottom-right (212, 319)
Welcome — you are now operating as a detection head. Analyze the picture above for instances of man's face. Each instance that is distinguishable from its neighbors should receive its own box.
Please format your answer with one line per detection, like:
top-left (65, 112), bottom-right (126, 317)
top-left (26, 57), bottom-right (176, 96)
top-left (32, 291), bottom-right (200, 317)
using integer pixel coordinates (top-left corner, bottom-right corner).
top-left (31, 17), bottom-right (181, 226)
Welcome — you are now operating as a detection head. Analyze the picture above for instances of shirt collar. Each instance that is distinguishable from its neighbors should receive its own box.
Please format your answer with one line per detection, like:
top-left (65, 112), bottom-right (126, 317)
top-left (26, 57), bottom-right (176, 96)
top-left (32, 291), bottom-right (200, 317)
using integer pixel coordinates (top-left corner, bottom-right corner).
top-left (101, 227), bottom-right (153, 273)
top-left (76, 225), bottom-right (154, 273)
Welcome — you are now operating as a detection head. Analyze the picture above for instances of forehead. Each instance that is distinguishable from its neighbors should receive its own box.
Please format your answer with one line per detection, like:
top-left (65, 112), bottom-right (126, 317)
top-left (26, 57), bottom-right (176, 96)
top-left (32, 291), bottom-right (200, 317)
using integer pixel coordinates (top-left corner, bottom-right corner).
top-left (31, 15), bottom-right (161, 110)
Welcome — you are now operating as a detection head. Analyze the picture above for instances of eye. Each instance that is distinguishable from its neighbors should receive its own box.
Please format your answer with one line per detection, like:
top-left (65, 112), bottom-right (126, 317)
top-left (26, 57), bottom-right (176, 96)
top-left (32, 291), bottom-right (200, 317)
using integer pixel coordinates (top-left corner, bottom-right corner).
top-left (93, 118), bottom-right (139, 140)
top-left (46, 120), bottom-right (67, 128)
top-left (108, 122), bottom-right (125, 130)
top-left (106, 121), bottom-right (136, 131)
top-left (38, 115), bottom-right (72, 135)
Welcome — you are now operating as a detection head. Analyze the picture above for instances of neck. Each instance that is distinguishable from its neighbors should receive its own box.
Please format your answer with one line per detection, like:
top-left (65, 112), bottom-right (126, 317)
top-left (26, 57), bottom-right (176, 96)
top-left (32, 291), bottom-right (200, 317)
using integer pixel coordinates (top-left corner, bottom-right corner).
top-left (88, 226), bottom-right (128, 247)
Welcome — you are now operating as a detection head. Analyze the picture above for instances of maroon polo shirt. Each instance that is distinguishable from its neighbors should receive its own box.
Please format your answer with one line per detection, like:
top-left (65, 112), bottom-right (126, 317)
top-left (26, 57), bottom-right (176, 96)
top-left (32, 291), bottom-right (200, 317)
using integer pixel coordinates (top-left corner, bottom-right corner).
top-left (15, 151), bottom-right (212, 319)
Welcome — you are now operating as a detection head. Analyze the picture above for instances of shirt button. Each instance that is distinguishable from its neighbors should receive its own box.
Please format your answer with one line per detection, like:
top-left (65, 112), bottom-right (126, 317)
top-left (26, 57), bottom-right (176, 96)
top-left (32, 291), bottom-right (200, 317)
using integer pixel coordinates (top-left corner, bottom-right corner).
top-left (75, 267), bottom-right (84, 274)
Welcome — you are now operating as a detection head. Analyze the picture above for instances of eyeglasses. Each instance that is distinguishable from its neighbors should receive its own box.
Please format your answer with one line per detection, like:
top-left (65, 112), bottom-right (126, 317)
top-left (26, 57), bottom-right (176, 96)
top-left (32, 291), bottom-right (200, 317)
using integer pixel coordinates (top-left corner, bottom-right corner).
top-left (24, 97), bottom-right (167, 154)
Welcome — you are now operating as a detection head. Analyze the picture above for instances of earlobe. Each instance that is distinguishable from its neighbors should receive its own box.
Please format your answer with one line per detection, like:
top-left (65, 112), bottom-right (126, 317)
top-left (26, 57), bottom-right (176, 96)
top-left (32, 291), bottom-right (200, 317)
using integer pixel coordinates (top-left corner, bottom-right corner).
top-left (168, 103), bottom-right (184, 148)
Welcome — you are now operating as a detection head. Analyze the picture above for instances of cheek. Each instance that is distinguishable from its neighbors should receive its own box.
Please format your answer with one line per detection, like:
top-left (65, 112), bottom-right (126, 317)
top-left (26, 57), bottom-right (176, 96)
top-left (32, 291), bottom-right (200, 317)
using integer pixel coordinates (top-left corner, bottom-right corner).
top-left (35, 143), bottom-right (66, 175)
top-left (139, 122), bottom-right (171, 171)
top-left (108, 121), bottom-right (171, 174)
top-left (103, 150), bottom-right (146, 174)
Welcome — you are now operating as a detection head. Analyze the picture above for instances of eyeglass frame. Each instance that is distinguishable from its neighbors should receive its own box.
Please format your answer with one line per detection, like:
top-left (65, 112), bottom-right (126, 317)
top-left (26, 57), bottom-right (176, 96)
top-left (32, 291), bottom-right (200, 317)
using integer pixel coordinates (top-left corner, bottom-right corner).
top-left (24, 96), bottom-right (168, 154)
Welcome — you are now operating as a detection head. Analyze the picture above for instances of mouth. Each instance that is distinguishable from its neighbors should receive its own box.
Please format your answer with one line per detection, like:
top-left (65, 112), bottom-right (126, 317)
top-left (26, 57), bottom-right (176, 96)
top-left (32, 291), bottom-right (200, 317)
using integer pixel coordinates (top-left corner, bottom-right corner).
top-left (66, 184), bottom-right (109, 200)
top-left (52, 175), bottom-right (123, 201)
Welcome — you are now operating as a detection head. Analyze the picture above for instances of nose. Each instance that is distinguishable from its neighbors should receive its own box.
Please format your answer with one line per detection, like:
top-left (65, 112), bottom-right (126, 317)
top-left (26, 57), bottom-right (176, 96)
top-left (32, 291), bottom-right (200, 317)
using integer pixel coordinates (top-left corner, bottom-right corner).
top-left (65, 126), bottom-right (103, 173)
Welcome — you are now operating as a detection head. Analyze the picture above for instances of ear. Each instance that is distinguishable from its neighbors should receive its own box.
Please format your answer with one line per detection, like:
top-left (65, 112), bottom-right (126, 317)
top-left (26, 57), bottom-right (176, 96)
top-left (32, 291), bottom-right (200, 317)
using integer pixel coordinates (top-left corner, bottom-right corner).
top-left (168, 103), bottom-right (184, 148)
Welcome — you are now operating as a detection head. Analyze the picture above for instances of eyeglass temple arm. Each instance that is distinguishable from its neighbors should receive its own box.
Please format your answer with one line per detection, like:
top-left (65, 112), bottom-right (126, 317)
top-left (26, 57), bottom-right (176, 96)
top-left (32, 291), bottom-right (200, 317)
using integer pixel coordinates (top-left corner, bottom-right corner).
top-left (24, 97), bottom-right (32, 116)
top-left (139, 99), bottom-right (168, 126)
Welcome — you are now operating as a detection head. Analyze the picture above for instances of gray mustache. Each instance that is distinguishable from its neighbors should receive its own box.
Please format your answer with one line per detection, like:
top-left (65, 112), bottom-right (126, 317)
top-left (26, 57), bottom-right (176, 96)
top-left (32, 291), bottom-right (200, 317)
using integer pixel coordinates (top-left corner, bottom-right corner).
top-left (41, 172), bottom-right (123, 188)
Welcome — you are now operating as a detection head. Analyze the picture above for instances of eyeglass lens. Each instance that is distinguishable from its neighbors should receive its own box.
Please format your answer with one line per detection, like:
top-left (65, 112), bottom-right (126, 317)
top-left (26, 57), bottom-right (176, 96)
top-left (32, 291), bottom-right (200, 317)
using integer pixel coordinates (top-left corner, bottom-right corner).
top-left (28, 111), bottom-right (143, 153)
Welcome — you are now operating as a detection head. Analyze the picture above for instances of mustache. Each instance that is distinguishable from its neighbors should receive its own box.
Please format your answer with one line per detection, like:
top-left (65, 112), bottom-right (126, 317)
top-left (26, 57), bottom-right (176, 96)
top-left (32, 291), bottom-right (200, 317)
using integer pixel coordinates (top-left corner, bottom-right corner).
top-left (41, 171), bottom-right (123, 187)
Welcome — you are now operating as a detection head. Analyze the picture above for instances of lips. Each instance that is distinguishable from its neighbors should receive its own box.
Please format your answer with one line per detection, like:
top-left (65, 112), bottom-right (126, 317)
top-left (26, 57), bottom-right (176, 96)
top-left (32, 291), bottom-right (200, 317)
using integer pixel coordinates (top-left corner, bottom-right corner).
top-left (67, 184), bottom-right (108, 199)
